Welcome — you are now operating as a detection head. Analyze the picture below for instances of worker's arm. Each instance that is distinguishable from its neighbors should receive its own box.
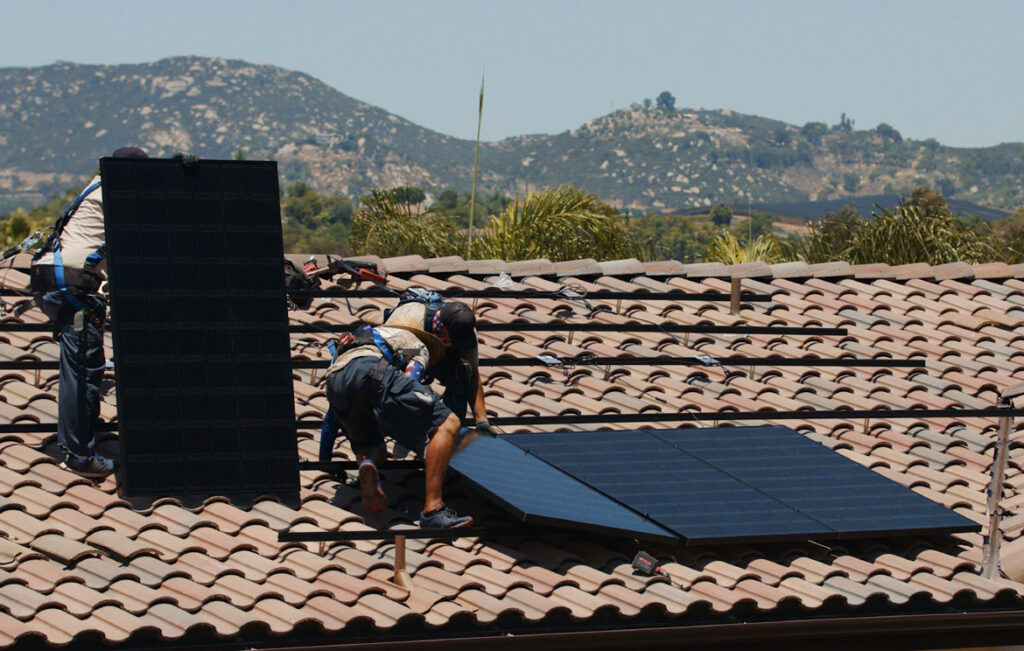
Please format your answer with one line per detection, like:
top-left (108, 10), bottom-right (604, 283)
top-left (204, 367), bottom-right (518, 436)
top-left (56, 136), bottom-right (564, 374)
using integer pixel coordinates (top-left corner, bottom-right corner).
top-left (463, 344), bottom-right (495, 435)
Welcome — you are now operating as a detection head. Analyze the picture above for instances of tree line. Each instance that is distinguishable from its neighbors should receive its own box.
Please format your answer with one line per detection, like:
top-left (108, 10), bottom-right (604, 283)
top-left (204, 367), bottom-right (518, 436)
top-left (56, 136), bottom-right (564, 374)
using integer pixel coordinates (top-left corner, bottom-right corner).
top-left (3, 181), bottom-right (1023, 267)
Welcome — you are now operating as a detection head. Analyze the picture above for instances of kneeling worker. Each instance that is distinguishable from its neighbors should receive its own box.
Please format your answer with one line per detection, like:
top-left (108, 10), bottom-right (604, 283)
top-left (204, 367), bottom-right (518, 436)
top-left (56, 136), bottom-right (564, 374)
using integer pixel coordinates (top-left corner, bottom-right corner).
top-left (385, 293), bottom-right (494, 435)
top-left (324, 318), bottom-right (472, 529)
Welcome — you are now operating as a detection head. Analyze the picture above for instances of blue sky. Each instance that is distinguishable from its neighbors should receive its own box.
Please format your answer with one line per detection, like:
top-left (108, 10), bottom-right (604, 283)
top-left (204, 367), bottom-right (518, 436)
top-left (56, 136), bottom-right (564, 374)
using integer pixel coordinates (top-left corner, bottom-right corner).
top-left (3, 0), bottom-right (1022, 147)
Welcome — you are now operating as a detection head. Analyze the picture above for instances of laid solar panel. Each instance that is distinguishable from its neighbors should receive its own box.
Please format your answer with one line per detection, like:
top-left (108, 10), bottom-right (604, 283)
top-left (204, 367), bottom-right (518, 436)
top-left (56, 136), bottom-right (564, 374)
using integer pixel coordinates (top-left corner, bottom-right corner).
top-left (508, 427), bottom-right (978, 544)
top-left (655, 427), bottom-right (977, 539)
top-left (449, 435), bottom-right (677, 542)
top-left (101, 158), bottom-right (298, 504)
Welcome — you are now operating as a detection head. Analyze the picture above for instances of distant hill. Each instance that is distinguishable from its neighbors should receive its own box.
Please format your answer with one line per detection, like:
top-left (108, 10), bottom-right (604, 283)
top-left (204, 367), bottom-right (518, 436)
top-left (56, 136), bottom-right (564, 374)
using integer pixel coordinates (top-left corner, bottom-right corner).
top-left (2, 56), bottom-right (1023, 215)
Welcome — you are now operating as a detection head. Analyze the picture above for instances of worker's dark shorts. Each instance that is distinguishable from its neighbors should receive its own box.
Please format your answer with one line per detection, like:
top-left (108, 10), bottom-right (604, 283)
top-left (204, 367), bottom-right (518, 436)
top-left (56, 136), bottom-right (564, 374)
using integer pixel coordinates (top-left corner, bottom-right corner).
top-left (326, 356), bottom-right (452, 456)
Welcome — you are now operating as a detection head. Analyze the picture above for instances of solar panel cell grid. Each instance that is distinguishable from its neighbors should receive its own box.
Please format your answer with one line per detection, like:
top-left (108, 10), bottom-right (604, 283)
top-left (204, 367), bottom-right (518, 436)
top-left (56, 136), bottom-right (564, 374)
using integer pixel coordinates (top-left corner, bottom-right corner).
top-left (506, 427), bottom-right (977, 544)
top-left (102, 158), bottom-right (298, 503)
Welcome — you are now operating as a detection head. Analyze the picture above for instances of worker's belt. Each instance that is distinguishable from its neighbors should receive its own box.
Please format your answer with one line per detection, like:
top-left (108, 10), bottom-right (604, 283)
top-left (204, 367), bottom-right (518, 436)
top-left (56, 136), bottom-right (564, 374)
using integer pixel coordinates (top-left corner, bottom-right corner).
top-left (29, 265), bottom-right (101, 295)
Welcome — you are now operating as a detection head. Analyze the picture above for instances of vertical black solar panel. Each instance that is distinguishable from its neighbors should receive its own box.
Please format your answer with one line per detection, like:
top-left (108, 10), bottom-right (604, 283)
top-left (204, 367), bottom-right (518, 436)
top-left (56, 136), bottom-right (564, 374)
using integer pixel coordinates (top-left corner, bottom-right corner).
top-left (508, 427), bottom-right (978, 544)
top-left (101, 158), bottom-right (298, 504)
top-left (449, 436), bottom-right (677, 542)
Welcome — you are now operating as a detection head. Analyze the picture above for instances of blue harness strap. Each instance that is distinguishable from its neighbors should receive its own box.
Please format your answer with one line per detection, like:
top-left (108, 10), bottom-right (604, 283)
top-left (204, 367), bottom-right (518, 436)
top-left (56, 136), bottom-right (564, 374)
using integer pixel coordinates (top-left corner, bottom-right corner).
top-left (371, 329), bottom-right (394, 362)
top-left (44, 181), bottom-right (102, 313)
top-left (52, 247), bottom-right (87, 311)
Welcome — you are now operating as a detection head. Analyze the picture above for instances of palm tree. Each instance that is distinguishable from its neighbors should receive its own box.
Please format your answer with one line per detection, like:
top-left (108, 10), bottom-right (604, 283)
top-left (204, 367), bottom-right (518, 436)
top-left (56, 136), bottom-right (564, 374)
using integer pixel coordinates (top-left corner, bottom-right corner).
top-left (704, 231), bottom-right (784, 264)
top-left (471, 185), bottom-right (650, 262)
top-left (349, 189), bottom-right (463, 258)
top-left (848, 200), bottom-right (995, 265)
top-left (786, 190), bottom-right (997, 265)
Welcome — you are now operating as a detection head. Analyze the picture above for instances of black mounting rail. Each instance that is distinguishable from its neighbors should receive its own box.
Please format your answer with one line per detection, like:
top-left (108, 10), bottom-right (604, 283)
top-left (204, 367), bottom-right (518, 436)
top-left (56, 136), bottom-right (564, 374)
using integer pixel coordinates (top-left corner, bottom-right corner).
top-left (278, 525), bottom-right (577, 543)
top-left (0, 355), bottom-right (921, 372)
top-left (289, 406), bottom-right (1023, 431)
top-left (4, 406), bottom-right (1019, 437)
top-left (285, 356), bottom-right (926, 371)
top-left (485, 407), bottom-right (1024, 427)
top-left (478, 356), bottom-right (925, 369)
top-left (0, 322), bottom-right (846, 337)
top-left (474, 323), bottom-right (847, 336)
top-left (289, 288), bottom-right (772, 301)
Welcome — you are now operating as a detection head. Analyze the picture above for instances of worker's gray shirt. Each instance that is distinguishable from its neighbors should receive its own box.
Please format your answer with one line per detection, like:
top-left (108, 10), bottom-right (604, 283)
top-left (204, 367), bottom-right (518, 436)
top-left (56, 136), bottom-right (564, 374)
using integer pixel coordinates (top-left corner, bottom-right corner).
top-left (325, 326), bottom-right (430, 377)
top-left (34, 176), bottom-right (106, 276)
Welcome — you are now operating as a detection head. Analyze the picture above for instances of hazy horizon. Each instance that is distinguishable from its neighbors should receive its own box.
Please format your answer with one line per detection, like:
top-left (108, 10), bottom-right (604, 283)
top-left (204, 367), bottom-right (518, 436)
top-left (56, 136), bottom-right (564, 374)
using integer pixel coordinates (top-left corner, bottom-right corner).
top-left (3, 0), bottom-right (1023, 148)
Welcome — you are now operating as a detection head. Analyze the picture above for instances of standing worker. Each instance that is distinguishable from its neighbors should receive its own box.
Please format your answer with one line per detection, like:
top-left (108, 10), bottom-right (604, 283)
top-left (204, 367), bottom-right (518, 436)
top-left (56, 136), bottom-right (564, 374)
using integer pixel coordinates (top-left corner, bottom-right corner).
top-left (385, 292), bottom-right (495, 436)
top-left (29, 146), bottom-right (149, 477)
top-left (323, 318), bottom-right (473, 529)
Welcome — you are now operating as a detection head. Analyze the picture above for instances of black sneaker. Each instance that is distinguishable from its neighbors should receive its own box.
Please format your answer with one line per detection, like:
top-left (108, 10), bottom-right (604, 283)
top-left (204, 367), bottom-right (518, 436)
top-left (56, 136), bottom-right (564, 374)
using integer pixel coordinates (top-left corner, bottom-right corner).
top-left (64, 453), bottom-right (117, 478)
top-left (419, 504), bottom-right (473, 529)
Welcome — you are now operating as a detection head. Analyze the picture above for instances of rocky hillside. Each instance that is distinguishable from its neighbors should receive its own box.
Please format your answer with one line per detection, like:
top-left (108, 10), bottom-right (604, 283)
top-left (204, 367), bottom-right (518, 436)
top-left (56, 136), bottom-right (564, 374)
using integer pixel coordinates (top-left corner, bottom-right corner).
top-left (2, 56), bottom-right (1022, 212)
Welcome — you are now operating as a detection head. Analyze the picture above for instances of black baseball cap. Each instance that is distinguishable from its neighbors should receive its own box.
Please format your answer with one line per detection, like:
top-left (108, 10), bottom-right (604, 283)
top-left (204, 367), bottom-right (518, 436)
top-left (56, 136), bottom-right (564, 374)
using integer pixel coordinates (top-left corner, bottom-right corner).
top-left (439, 302), bottom-right (477, 351)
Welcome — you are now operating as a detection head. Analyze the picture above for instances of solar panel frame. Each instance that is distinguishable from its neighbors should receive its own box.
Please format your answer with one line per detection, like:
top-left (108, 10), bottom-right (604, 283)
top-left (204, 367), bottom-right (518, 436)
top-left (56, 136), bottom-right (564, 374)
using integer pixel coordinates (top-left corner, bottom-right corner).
top-left (506, 427), bottom-right (979, 545)
top-left (101, 158), bottom-right (298, 505)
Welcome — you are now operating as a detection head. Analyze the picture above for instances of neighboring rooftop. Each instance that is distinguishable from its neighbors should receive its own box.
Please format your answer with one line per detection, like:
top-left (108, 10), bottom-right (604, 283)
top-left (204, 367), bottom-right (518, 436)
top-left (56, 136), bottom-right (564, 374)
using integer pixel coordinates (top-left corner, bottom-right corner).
top-left (3, 253), bottom-right (1024, 648)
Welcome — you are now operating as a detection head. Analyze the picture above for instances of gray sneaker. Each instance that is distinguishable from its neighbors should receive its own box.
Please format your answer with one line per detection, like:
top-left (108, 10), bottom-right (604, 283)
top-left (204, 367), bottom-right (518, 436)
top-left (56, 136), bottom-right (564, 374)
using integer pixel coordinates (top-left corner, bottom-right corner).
top-left (64, 453), bottom-right (117, 478)
top-left (419, 504), bottom-right (473, 529)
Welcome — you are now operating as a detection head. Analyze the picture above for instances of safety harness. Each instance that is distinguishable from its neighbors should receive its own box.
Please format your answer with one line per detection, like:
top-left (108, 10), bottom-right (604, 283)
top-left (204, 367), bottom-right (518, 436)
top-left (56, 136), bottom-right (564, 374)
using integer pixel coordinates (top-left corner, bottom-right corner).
top-left (318, 330), bottom-right (404, 462)
top-left (386, 288), bottom-right (450, 345)
top-left (29, 181), bottom-right (104, 311)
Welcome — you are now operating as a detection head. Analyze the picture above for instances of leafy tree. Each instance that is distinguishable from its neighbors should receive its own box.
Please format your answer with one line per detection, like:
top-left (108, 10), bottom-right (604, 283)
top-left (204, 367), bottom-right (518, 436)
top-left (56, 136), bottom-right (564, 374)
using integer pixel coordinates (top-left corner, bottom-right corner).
top-left (232, 148), bottom-right (247, 161)
top-left (280, 182), bottom-right (354, 254)
top-left (994, 207), bottom-right (1024, 262)
top-left (656, 91), bottom-right (676, 113)
top-left (772, 128), bottom-right (792, 147)
top-left (472, 185), bottom-right (650, 262)
top-left (0, 212), bottom-right (31, 248)
top-left (801, 121), bottom-right (828, 144)
top-left (433, 189), bottom-right (512, 228)
top-left (389, 185), bottom-right (426, 205)
top-left (282, 182), bottom-right (353, 229)
top-left (643, 98), bottom-right (652, 110)
top-left (784, 205), bottom-right (865, 263)
top-left (628, 214), bottom-right (719, 262)
top-left (842, 172), bottom-right (861, 194)
top-left (704, 231), bottom-right (784, 264)
top-left (435, 189), bottom-right (460, 212)
top-left (350, 188), bottom-right (462, 258)
top-left (875, 123), bottom-right (902, 143)
top-left (832, 112), bottom-right (854, 132)
top-left (731, 211), bottom-right (775, 243)
top-left (937, 177), bottom-right (956, 197)
top-left (710, 204), bottom-right (733, 227)
top-left (0, 185), bottom-right (80, 249)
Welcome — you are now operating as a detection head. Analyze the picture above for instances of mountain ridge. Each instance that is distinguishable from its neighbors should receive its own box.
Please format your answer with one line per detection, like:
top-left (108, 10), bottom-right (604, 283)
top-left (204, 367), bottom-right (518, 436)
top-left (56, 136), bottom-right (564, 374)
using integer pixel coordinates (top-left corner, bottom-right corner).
top-left (2, 56), bottom-right (1022, 212)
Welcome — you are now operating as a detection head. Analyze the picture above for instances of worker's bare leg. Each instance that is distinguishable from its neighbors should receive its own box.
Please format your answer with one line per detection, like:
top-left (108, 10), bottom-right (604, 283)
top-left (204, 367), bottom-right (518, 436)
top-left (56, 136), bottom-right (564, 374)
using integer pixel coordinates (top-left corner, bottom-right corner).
top-left (423, 412), bottom-right (461, 513)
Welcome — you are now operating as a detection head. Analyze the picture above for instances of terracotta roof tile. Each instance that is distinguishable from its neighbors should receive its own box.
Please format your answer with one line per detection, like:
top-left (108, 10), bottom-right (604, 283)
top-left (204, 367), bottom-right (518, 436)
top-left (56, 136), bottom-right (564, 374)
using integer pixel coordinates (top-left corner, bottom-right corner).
top-left (4, 256), bottom-right (1024, 645)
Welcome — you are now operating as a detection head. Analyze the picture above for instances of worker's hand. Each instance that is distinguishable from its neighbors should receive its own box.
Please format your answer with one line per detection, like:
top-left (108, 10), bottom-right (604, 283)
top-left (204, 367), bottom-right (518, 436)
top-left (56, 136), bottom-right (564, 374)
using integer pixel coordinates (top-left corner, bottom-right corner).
top-left (173, 152), bottom-right (199, 167)
top-left (475, 418), bottom-right (497, 438)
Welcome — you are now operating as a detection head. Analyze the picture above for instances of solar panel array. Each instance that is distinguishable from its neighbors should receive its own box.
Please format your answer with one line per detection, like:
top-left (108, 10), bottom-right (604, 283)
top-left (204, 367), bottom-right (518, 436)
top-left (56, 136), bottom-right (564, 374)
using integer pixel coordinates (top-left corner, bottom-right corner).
top-left (452, 426), bottom-right (978, 544)
top-left (101, 158), bottom-right (298, 503)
